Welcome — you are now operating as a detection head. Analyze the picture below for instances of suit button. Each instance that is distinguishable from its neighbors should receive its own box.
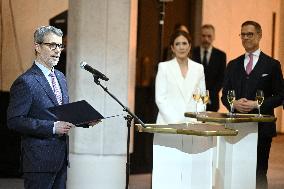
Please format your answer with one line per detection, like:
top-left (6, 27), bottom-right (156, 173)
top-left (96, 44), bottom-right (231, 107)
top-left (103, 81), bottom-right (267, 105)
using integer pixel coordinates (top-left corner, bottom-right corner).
top-left (246, 76), bottom-right (249, 79)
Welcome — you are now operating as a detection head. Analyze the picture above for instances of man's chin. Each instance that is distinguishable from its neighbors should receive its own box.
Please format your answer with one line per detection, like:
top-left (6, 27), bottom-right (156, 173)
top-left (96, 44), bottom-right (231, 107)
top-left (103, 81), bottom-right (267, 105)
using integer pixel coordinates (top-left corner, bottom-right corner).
top-left (48, 61), bottom-right (59, 68)
top-left (201, 44), bottom-right (208, 49)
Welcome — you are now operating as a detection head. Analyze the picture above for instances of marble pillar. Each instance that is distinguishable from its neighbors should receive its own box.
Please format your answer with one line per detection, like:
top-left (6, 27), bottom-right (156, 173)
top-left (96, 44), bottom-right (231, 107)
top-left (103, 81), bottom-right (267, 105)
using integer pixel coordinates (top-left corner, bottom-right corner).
top-left (66, 0), bottom-right (137, 188)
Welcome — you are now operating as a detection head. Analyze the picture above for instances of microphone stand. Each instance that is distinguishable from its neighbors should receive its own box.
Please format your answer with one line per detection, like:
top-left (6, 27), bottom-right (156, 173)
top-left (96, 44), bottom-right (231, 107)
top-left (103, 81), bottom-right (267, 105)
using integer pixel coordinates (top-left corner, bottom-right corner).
top-left (92, 74), bottom-right (146, 189)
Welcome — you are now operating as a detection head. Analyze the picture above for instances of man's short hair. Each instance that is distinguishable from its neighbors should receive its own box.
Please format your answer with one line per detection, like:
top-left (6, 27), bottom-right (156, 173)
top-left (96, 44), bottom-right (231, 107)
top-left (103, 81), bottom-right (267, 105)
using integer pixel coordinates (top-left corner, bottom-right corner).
top-left (201, 24), bottom-right (215, 32)
top-left (34, 26), bottom-right (63, 44)
top-left (241, 21), bottom-right (262, 34)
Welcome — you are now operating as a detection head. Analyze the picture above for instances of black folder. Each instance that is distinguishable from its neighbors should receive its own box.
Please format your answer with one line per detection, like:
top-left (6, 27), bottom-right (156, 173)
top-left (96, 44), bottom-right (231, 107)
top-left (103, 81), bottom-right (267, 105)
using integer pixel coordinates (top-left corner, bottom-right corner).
top-left (47, 100), bottom-right (104, 127)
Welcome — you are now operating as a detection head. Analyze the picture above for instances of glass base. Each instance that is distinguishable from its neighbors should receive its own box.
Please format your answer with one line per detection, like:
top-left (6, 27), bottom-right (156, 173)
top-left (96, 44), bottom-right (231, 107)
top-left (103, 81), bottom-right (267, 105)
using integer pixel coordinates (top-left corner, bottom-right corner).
top-left (227, 112), bottom-right (235, 118)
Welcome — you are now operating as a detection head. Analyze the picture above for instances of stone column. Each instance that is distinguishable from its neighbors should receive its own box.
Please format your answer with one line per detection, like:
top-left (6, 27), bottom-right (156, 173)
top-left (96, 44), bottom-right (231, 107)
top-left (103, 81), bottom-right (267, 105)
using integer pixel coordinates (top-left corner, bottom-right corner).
top-left (66, 0), bottom-right (137, 188)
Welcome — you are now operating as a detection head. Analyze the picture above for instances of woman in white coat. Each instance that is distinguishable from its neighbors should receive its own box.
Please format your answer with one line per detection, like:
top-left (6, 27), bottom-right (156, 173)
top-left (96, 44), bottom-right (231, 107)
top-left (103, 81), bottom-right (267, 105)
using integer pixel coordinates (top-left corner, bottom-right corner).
top-left (153, 30), bottom-right (212, 189)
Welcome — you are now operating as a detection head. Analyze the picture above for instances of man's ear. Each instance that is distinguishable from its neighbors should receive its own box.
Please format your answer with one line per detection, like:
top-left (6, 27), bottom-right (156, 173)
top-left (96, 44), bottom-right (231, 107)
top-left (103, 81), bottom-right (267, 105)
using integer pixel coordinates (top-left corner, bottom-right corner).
top-left (34, 43), bottom-right (41, 54)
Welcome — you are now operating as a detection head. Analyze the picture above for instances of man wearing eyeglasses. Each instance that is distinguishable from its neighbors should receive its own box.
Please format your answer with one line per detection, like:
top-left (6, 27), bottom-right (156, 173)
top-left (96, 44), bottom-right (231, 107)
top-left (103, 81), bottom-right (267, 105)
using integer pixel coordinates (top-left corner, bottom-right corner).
top-left (7, 26), bottom-right (74, 189)
top-left (221, 21), bottom-right (284, 189)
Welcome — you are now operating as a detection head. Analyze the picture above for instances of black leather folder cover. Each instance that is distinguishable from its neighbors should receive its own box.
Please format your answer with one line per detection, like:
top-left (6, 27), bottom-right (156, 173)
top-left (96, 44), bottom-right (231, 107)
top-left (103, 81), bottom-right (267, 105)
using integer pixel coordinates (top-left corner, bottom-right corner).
top-left (47, 100), bottom-right (104, 127)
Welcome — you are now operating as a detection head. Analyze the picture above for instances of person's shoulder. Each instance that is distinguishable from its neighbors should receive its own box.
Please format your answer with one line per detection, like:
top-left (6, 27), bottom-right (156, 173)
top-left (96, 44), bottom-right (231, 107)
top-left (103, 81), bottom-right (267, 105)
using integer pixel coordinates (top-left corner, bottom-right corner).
top-left (190, 58), bottom-right (201, 65)
top-left (158, 59), bottom-right (175, 66)
top-left (260, 52), bottom-right (280, 64)
top-left (230, 54), bottom-right (244, 63)
top-left (190, 59), bottom-right (204, 69)
top-left (10, 65), bottom-right (38, 91)
top-left (15, 64), bottom-right (37, 80)
top-left (226, 54), bottom-right (244, 68)
top-left (212, 47), bottom-right (226, 56)
top-left (54, 69), bottom-right (65, 77)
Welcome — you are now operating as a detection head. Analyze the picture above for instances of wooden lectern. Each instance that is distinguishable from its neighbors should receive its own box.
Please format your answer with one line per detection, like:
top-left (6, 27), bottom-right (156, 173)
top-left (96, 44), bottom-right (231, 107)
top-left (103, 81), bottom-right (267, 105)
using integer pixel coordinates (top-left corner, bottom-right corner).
top-left (184, 112), bottom-right (276, 189)
top-left (135, 122), bottom-right (238, 189)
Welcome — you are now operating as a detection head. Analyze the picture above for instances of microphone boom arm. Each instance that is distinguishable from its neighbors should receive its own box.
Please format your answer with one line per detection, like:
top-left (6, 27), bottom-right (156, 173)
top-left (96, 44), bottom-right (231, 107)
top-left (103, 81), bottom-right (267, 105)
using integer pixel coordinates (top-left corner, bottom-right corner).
top-left (91, 74), bottom-right (146, 189)
top-left (92, 75), bottom-right (146, 127)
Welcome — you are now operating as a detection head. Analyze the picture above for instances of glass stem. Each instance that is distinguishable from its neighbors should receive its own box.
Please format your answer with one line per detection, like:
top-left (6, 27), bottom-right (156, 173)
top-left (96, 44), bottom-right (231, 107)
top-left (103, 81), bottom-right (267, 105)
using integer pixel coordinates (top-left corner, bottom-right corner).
top-left (258, 106), bottom-right (261, 116)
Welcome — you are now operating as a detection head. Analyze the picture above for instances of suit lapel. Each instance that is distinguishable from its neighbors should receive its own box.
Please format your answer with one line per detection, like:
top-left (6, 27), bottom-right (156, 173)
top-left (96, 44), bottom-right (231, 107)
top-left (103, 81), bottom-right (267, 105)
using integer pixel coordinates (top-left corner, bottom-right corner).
top-left (31, 64), bottom-right (59, 105)
top-left (246, 52), bottom-right (266, 90)
top-left (208, 48), bottom-right (216, 66)
top-left (234, 55), bottom-right (247, 94)
top-left (169, 59), bottom-right (188, 102)
top-left (249, 52), bottom-right (265, 76)
top-left (185, 61), bottom-right (200, 103)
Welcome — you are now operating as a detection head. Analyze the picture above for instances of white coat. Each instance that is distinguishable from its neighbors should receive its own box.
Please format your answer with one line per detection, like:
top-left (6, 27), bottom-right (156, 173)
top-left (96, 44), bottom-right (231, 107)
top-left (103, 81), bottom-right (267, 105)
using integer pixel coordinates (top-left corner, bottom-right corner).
top-left (153, 58), bottom-right (212, 189)
top-left (155, 58), bottom-right (206, 124)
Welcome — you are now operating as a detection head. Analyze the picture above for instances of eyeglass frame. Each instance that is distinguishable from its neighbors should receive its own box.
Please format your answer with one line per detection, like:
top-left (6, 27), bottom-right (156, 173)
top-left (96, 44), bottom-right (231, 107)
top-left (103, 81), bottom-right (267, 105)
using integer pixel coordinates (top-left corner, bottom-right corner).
top-left (239, 32), bottom-right (259, 39)
top-left (40, 42), bottom-right (65, 50)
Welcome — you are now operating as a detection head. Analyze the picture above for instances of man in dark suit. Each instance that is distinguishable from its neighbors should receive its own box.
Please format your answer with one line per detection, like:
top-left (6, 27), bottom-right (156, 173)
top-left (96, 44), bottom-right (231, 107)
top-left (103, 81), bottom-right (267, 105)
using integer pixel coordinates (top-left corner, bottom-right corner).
top-left (192, 24), bottom-right (226, 111)
top-left (221, 21), bottom-right (284, 189)
top-left (7, 26), bottom-right (74, 189)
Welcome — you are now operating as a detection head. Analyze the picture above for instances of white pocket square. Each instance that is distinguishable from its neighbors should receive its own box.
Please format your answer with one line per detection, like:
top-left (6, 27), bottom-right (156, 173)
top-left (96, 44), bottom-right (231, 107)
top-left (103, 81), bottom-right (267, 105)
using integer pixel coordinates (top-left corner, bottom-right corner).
top-left (262, 74), bottom-right (269, 77)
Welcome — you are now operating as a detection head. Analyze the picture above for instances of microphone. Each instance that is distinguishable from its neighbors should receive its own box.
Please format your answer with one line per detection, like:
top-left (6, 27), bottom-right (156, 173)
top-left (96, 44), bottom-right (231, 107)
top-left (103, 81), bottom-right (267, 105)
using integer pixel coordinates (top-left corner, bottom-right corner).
top-left (80, 61), bottom-right (109, 81)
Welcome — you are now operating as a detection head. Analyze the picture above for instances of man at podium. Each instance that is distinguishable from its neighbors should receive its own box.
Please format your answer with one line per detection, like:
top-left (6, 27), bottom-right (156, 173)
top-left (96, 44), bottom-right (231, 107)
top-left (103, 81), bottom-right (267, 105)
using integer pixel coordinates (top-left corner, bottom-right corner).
top-left (7, 26), bottom-right (74, 189)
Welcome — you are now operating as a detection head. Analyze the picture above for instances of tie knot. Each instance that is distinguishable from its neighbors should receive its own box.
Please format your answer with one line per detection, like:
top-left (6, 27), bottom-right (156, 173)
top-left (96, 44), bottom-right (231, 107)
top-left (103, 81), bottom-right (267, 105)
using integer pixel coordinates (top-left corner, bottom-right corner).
top-left (249, 53), bottom-right (253, 59)
top-left (204, 50), bottom-right (208, 55)
top-left (49, 71), bottom-right (56, 77)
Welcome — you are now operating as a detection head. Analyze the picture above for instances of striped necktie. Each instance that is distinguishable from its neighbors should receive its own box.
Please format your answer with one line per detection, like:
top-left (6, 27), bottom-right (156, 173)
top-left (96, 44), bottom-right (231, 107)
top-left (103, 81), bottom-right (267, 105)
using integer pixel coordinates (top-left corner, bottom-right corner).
top-left (49, 71), bottom-right (63, 105)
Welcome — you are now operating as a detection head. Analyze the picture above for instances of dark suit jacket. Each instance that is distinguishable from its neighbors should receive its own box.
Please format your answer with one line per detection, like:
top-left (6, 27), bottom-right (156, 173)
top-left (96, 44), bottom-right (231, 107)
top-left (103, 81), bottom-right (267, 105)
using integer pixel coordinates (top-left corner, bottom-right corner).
top-left (192, 47), bottom-right (227, 111)
top-left (7, 63), bottom-right (69, 173)
top-left (221, 52), bottom-right (284, 137)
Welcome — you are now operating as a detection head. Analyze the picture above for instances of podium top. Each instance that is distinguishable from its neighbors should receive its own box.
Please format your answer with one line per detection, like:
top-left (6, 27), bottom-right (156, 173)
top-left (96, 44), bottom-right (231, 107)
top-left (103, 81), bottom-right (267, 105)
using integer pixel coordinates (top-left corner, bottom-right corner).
top-left (135, 123), bottom-right (238, 136)
top-left (184, 112), bottom-right (276, 123)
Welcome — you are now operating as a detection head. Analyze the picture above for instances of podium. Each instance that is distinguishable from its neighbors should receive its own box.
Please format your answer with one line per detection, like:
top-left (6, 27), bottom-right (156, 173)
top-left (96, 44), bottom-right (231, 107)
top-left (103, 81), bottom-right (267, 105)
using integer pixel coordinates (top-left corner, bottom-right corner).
top-left (135, 122), bottom-right (238, 189)
top-left (184, 112), bottom-right (276, 189)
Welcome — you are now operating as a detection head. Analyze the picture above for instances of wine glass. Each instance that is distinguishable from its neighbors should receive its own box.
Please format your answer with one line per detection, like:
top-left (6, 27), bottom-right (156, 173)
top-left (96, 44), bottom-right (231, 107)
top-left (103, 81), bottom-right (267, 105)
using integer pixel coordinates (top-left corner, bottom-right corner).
top-left (201, 90), bottom-right (210, 116)
top-left (227, 90), bottom-right (236, 116)
top-left (192, 88), bottom-right (201, 115)
top-left (255, 90), bottom-right (264, 117)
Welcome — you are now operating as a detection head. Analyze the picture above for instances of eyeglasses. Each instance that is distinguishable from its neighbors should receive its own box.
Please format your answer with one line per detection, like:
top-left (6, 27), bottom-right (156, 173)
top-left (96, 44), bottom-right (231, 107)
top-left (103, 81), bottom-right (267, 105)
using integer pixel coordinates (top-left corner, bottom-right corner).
top-left (239, 32), bottom-right (255, 39)
top-left (40, 42), bottom-right (65, 50)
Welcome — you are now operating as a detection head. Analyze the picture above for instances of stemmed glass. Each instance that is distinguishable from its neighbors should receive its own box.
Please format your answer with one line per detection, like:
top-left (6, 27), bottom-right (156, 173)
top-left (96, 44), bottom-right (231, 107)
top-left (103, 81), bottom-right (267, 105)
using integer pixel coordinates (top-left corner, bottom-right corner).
top-left (255, 90), bottom-right (264, 117)
top-left (201, 90), bottom-right (210, 116)
top-left (227, 90), bottom-right (236, 116)
top-left (193, 88), bottom-right (201, 115)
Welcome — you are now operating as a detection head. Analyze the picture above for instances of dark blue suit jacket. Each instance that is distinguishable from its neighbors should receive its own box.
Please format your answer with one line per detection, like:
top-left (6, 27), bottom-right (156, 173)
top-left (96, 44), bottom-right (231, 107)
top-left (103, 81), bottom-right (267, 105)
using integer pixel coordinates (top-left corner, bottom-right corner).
top-left (221, 52), bottom-right (284, 137)
top-left (7, 63), bottom-right (69, 172)
top-left (192, 46), bottom-right (227, 111)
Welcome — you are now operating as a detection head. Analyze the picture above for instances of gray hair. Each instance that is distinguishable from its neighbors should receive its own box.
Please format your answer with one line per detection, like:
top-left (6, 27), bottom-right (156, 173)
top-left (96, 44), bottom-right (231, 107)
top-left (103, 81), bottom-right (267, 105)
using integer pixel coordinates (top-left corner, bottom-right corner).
top-left (34, 26), bottom-right (63, 43)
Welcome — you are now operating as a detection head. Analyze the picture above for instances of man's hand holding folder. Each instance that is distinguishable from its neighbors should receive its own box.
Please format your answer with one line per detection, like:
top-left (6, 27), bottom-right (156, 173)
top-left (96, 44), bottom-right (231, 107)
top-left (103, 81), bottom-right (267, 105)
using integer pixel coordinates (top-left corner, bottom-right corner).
top-left (47, 100), bottom-right (104, 128)
top-left (54, 121), bottom-right (75, 134)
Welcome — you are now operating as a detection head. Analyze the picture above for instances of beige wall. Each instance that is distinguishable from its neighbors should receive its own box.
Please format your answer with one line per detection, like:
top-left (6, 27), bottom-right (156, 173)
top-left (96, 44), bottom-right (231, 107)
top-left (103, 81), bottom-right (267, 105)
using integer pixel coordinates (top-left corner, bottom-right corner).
top-left (202, 0), bottom-right (284, 130)
top-left (0, 0), bottom-right (68, 91)
top-left (277, 0), bottom-right (284, 132)
top-left (203, 0), bottom-right (280, 61)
